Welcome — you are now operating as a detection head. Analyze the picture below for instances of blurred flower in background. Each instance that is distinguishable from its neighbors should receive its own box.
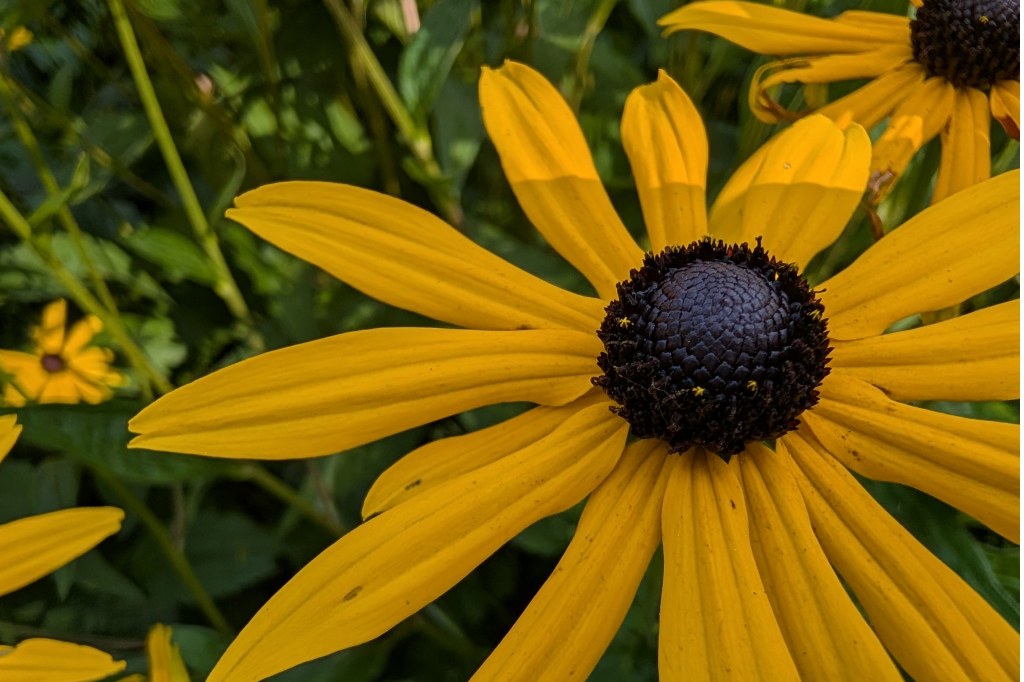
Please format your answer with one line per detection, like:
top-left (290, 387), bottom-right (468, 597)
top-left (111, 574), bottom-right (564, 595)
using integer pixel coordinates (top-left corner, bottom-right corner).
top-left (0, 299), bottom-right (125, 407)
top-left (0, 415), bottom-right (125, 681)
top-left (661, 0), bottom-right (1021, 204)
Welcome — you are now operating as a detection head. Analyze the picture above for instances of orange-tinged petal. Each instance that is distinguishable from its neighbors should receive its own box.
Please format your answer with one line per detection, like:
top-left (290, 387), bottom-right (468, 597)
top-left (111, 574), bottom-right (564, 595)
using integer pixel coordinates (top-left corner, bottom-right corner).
top-left (990, 79), bottom-right (1020, 139)
top-left (472, 439), bottom-right (670, 681)
top-left (0, 414), bottom-right (20, 462)
top-left (34, 299), bottom-right (67, 355)
top-left (35, 372), bottom-right (84, 405)
top-left (362, 391), bottom-right (610, 518)
top-left (820, 170), bottom-right (1019, 339)
top-left (783, 430), bottom-right (1019, 681)
top-left (815, 61), bottom-right (925, 129)
top-left (227, 182), bottom-right (604, 333)
top-left (479, 62), bottom-right (642, 297)
top-left (0, 639), bottom-right (125, 682)
top-left (621, 71), bottom-right (708, 250)
top-left (0, 507), bottom-right (124, 596)
top-left (831, 300), bottom-right (1019, 401)
top-left (807, 373), bottom-right (1019, 542)
top-left (147, 624), bottom-right (190, 682)
top-left (660, 448), bottom-right (799, 681)
top-left (933, 87), bottom-right (991, 204)
top-left (659, 2), bottom-right (906, 54)
top-left (129, 327), bottom-right (600, 459)
top-left (208, 403), bottom-right (627, 682)
top-left (740, 444), bottom-right (900, 680)
top-left (870, 77), bottom-right (955, 194)
top-left (750, 45), bottom-right (912, 124)
top-left (709, 116), bottom-right (870, 270)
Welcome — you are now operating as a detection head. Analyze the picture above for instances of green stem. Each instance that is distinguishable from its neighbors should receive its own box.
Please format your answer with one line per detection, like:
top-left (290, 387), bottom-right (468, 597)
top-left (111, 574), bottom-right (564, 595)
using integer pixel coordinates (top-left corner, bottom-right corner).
top-left (92, 468), bottom-right (233, 638)
top-left (226, 463), bottom-right (346, 537)
top-left (567, 0), bottom-right (618, 111)
top-left (107, 0), bottom-right (252, 325)
top-left (321, 0), bottom-right (463, 226)
top-left (0, 188), bottom-right (172, 395)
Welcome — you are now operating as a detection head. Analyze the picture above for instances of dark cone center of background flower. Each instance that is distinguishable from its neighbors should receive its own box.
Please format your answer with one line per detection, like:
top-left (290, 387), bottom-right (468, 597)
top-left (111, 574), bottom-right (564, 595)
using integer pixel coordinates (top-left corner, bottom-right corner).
top-left (40, 353), bottom-right (65, 373)
top-left (594, 238), bottom-right (831, 461)
top-left (911, 0), bottom-right (1020, 88)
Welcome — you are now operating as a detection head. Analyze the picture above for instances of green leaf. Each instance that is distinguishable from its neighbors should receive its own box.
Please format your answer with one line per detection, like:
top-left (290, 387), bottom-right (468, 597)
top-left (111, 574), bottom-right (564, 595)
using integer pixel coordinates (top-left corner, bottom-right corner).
top-left (121, 224), bottom-right (217, 285)
top-left (397, 0), bottom-right (477, 119)
top-left (15, 402), bottom-right (221, 484)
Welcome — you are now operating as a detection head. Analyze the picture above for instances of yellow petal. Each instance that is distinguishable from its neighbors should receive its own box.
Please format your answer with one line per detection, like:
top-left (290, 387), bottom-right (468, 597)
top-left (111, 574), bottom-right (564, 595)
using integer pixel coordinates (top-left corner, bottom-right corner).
top-left (660, 449), bottom-right (799, 681)
top-left (227, 183), bottom-right (604, 333)
top-left (830, 300), bottom-right (1020, 401)
top-left (61, 315), bottom-right (102, 356)
top-left (750, 45), bottom-right (912, 124)
top-left (807, 373), bottom-right (1019, 542)
top-left (362, 391), bottom-right (610, 518)
top-left (659, 2), bottom-right (907, 54)
top-left (815, 60), bottom-right (925, 129)
top-left (36, 372), bottom-right (84, 405)
top-left (782, 429), bottom-right (1019, 681)
top-left (709, 115), bottom-right (870, 269)
top-left (0, 639), bottom-right (125, 682)
top-left (870, 77), bottom-right (955, 194)
top-left (739, 444), bottom-right (900, 680)
top-left (820, 170), bottom-right (1019, 339)
top-left (990, 79), bottom-right (1020, 139)
top-left (0, 350), bottom-right (47, 405)
top-left (129, 327), bottom-right (600, 459)
top-left (147, 624), bottom-right (190, 682)
top-left (479, 62), bottom-right (642, 297)
top-left (34, 299), bottom-right (67, 355)
top-left (472, 439), bottom-right (671, 681)
top-left (0, 414), bottom-right (21, 463)
top-left (208, 403), bottom-right (627, 682)
top-left (621, 71), bottom-right (708, 250)
top-left (933, 87), bottom-right (991, 204)
top-left (0, 507), bottom-right (124, 596)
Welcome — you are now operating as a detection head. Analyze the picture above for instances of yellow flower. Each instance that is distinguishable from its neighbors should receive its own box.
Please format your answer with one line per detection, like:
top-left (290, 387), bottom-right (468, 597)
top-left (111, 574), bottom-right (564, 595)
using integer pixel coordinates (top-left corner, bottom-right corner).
top-left (0, 299), bottom-right (125, 406)
top-left (0, 415), bottom-right (126, 682)
top-left (660, 0), bottom-right (1020, 203)
top-left (129, 63), bottom-right (1019, 681)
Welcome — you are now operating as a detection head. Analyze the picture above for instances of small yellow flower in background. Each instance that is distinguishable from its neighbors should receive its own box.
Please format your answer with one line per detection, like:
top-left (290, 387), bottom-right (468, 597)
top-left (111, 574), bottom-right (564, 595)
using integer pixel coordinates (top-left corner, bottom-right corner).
top-left (129, 62), bottom-right (1019, 681)
top-left (0, 299), bottom-right (125, 407)
top-left (118, 624), bottom-right (190, 682)
top-left (660, 0), bottom-right (1020, 203)
top-left (0, 26), bottom-right (32, 54)
top-left (0, 415), bottom-right (126, 681)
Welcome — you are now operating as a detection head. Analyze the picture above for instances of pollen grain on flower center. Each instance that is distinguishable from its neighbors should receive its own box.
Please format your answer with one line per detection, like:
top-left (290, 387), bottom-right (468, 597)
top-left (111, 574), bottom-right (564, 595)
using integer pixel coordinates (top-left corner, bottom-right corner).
top-left (910, 0), bottom-right (1020, 89)
top-left (594, 238), bottom-right (831, 460)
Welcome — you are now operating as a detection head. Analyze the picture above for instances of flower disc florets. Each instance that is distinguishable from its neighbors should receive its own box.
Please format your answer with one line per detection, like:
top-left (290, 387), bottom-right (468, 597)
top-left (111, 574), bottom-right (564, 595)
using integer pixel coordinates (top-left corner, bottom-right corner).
top-left (911, 0), bottom-right (1020, 89)
top-left (594, 238), bottom-right (831, 460)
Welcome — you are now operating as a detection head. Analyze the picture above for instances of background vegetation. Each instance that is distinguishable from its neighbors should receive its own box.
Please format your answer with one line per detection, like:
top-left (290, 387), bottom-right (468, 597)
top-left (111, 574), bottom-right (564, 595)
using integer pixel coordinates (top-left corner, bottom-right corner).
top-left (0, 0), bottom-right (1017, 679)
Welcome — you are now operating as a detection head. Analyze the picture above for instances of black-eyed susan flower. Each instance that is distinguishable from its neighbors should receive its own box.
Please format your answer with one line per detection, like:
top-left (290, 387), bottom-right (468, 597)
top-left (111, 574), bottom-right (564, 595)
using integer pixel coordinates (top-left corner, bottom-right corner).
top-left (0, 299), bottom-right (125, 407)
top-left (0, 414), bottom-right (126, 681)
top-left (129, 63), bottom-right (1019, 681)
top-left (660, 0), bottom-right (1020, 204)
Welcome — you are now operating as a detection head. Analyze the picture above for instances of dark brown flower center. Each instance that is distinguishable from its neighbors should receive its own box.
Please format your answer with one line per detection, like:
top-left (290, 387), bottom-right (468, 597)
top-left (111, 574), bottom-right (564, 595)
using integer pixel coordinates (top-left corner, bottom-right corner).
top-left (911, 0), bottom-right (1020, 89)
top-left (593, 238), bottom-right (831, 460)
top-left (40, 353), bottom-right (66, 373)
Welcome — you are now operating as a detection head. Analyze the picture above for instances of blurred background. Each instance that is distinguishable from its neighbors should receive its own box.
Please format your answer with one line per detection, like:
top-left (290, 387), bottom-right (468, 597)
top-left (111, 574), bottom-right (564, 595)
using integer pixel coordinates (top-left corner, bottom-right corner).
top-left (0, 0), bottom-right (1017, 679)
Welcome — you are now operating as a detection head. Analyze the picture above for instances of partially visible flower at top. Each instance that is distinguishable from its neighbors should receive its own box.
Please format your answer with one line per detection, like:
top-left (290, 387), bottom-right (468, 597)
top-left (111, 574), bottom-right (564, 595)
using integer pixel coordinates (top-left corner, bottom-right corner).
top-left (660, 0), bottom-right (1020, 204)
top-left (117, 624), bottom-right (190, 682)
top-left (0, 299), bottom-right (125, 407)
top-left (129, 63), bottom-right (1019, 681)
top-left (0, 414), bottom-right (126, 682)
